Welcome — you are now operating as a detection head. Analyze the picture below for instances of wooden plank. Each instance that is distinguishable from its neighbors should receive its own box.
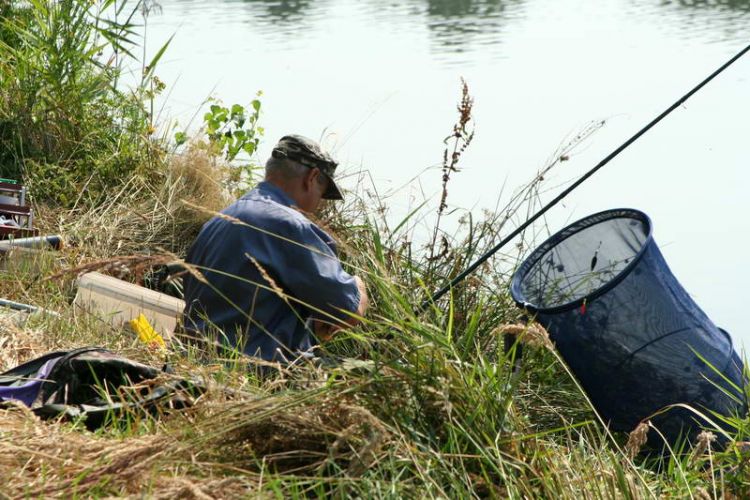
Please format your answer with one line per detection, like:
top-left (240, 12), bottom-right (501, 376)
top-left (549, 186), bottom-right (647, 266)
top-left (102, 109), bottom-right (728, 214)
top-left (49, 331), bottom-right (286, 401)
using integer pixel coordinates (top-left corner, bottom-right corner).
top-left (74, 272), bottom-right (185, 337)
top-left (0, 182), bottom-right (22, 193)
top-left (0, 203), bottom-right (31, 216)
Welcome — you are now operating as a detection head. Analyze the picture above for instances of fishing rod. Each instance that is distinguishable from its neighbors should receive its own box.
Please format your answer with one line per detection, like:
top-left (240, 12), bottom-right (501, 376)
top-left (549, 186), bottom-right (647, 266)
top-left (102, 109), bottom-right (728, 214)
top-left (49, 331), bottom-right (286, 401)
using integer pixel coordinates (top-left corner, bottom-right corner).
top-left (421, 43), bottom-right (750, 313)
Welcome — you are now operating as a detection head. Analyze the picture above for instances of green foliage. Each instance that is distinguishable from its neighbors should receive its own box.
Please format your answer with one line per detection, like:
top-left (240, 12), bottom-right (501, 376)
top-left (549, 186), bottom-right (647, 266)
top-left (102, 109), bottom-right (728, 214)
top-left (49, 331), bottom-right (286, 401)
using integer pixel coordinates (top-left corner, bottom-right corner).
top-left (0, 0), bottom-right (164, 206)
top-left (203, 97), bottom-right (263, 162)
top-left (174, 94), bottom-right (265, 195)
top-left (173, 130), bottom-right (187, 147)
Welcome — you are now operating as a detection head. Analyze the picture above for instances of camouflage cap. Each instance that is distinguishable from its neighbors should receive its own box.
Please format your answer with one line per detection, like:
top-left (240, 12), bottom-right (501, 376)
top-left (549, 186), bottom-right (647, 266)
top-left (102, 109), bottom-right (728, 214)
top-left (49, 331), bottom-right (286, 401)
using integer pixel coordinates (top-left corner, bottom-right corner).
top-left (271, 135), bottom-right (343, 200)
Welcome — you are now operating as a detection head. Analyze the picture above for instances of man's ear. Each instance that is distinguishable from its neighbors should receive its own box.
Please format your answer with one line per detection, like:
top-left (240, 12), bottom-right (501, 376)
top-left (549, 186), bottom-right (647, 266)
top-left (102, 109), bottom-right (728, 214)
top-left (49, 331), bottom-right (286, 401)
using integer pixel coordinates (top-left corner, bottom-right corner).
top-left (304, 167), bottom-right (320, 191)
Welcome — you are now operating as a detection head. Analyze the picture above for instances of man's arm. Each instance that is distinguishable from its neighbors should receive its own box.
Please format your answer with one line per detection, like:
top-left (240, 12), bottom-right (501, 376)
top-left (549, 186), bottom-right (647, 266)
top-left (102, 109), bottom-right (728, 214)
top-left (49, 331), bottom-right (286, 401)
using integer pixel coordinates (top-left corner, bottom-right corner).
top-left (262, 219), bottom-right (367, 336)
top-left (314, 275), bottom-right (368, 341)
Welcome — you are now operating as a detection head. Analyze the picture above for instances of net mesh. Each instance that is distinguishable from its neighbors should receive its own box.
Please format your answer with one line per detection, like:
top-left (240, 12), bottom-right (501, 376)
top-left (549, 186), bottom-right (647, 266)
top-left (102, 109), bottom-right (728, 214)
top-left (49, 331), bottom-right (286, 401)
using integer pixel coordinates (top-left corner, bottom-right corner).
top-left (518, 213), bottom-right (648, 309)
top-left (511, 209), bottom-right (746, 442)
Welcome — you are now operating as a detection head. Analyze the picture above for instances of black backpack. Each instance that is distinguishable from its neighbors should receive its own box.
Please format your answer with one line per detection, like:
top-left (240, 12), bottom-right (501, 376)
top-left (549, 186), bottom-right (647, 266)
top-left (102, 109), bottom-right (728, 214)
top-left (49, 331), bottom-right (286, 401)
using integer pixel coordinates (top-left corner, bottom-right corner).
top-left (0, 347), bottom-right (203, 429)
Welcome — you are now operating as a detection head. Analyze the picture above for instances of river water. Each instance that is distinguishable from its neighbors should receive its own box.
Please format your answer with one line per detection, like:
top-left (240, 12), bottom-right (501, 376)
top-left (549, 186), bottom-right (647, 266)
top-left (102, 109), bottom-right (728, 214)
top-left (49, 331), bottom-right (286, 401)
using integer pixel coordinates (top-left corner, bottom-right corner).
top-left (143, 0), bottom-right (750, 346)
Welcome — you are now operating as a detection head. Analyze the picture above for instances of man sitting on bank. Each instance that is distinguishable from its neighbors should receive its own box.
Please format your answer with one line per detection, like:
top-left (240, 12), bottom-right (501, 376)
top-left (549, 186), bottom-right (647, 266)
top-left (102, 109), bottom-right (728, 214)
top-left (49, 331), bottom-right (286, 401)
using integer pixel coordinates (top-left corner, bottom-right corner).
top-left (182, 135), bottom-right (368, 362)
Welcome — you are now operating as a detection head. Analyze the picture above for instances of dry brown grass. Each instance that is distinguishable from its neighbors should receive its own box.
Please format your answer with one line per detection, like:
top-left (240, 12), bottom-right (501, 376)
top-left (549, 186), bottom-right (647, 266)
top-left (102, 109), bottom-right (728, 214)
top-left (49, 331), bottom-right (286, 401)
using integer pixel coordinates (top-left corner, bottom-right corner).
top-left (0, 144), bottom-right (234, 314)
top-left (0, 400), bottom-right (272, 498)
top-left (167, 144), bottom-right (232, 214)
top-left (0, 340), bottom-right (397, 498)
top-left (31, 143), bottom-right (231, 262)
top-left (0, 315), bottom-right (47, 370)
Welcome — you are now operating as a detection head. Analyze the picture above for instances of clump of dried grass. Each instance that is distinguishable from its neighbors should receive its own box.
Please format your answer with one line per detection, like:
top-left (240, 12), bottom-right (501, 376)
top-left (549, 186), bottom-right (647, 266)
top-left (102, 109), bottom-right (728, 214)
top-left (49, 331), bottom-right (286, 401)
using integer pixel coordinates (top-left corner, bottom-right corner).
top-left (167, 144), bottom-right (232, 215)
top-left (153, 477), bottom-right (258, 500)
top-left (33, 144), bottom-right (232, 263)
top-left (0, 404), bottom-right (175, 497)
top-left (0, 366), bottom-right (395, 498)
top-left (0, 315), bottom-right (47, 370)
top-left (187, 387), bottom-right (392, 476)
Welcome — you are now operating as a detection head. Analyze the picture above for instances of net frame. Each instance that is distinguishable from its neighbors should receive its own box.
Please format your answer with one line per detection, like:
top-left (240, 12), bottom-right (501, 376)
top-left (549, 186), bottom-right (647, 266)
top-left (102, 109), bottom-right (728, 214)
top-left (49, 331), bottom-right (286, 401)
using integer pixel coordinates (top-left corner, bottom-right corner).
top-left (510, 208), bottom-right (652, 314)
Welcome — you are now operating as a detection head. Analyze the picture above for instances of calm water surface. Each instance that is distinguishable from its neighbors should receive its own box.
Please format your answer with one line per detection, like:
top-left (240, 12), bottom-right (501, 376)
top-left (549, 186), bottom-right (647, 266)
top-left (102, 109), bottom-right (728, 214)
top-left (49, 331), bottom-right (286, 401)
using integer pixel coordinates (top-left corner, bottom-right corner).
top-left (144, 0), bottom-right (750, 345)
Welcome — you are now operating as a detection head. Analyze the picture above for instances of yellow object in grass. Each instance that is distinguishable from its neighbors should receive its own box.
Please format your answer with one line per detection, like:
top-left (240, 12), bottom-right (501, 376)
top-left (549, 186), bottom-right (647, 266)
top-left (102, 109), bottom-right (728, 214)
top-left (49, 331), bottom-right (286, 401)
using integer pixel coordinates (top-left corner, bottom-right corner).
top-left (130, 313), bottom-right (166, 349)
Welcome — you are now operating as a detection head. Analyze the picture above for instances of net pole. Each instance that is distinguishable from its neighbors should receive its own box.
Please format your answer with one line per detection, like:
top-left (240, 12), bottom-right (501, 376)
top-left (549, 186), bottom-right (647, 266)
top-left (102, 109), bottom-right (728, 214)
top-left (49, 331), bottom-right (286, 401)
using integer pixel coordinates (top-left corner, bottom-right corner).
top-left (420, 43), bottom-right (750, 313)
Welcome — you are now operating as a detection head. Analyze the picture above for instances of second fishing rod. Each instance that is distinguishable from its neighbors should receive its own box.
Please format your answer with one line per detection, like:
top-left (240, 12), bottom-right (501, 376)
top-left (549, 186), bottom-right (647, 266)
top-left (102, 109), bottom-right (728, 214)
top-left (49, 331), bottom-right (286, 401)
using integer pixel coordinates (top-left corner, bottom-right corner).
top-left (421, 42), bottom-right (750, 314)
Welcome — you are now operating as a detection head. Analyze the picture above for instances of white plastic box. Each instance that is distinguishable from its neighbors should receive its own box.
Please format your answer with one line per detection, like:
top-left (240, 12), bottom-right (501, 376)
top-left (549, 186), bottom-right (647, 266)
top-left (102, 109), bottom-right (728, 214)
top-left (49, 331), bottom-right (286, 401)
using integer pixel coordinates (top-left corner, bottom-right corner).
top-left (74, 272), bottom-right (185, 337)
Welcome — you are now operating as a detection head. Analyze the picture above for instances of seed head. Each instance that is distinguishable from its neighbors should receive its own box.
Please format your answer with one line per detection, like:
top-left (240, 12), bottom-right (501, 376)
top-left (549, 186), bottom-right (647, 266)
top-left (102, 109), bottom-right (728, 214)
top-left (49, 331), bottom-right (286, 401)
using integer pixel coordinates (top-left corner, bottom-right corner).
top-left (493, 322), bottom-right (552, 349)
top-left (625, 421), bottom-right (650, 459)
top-left (690, 430), bottom-right (717, 464)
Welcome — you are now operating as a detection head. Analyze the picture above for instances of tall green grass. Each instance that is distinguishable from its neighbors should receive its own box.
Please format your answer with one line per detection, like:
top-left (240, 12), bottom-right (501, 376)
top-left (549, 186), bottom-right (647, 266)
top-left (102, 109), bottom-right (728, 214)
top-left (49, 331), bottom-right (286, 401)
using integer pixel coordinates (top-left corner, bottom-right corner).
top-left (0, 0), bottom-right (166, 206)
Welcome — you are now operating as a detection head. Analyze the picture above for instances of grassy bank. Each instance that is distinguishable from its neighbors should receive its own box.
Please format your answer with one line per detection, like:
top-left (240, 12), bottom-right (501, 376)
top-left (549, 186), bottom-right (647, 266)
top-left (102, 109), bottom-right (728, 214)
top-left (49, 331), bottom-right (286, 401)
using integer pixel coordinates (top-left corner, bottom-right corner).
top-left (1, 1), bottom-right (749, 498)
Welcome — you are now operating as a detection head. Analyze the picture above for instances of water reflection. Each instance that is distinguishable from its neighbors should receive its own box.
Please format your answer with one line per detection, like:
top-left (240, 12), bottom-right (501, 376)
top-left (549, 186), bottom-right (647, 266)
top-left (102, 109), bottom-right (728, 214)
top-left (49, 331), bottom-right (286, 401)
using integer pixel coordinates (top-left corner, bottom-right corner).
top-left (235, 0), bottom-right (317, 25)
top-left (422, 0), bottom-right (525, 53)
top-left (161, 0), bottom-right (750, 61)
top-left (628, 0), bottom-right (750, 42)
top-left (669, 0), bottom-right (750, 13)
top-left (227, 0), bottom-right (526, 57)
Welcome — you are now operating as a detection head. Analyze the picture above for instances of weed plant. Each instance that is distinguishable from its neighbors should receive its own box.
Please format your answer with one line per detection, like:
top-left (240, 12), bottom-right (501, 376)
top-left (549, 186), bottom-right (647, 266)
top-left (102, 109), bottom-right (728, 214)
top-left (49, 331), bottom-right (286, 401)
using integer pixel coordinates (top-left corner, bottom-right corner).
top-left (0, 0), bottom-right (166, 206)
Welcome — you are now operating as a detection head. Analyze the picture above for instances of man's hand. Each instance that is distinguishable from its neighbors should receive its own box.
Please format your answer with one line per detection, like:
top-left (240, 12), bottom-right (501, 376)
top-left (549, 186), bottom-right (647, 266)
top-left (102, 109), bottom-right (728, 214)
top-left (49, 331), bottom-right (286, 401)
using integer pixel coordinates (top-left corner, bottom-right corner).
top-left (314, 319), bottom-right (337, 342)
top-left (354, 275), bottom-right (369, 318)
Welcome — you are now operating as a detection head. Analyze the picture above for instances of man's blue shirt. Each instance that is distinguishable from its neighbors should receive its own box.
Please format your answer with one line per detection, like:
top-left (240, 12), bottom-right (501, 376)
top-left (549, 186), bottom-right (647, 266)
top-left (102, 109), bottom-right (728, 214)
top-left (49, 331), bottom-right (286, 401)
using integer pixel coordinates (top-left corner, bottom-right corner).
top-left (182, 181), bottom-right (360, 361)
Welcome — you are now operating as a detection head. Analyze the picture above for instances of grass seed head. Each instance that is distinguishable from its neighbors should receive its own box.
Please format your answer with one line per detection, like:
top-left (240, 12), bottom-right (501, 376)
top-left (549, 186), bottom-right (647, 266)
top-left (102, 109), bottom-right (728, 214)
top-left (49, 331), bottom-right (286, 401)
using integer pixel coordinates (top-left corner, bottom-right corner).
top-left (690, 430), bottom-right (718, 464)
top-left (493, 322), bottom-right (552, 349)
top-left (625, 420), bottom-right (650, 459)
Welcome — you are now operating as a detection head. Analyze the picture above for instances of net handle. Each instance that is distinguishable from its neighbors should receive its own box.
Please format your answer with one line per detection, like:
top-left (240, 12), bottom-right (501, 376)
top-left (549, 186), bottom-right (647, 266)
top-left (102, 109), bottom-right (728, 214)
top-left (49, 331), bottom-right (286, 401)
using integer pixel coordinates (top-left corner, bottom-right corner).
top-left (420, 43), bottom-right (750, 314)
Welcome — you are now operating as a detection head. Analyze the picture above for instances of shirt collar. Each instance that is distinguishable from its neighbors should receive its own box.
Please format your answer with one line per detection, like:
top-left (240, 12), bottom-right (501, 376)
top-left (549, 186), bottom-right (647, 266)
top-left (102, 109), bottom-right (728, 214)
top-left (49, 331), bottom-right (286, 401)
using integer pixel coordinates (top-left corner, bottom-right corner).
top-left (256, 181), bottom-right (296, 208)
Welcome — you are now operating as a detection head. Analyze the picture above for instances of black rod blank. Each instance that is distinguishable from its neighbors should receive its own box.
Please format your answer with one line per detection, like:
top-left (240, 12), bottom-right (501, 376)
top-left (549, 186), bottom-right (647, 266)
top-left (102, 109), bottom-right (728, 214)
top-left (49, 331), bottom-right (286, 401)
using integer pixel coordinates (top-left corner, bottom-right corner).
top-left (422, 43), bottom-right (750, 313)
